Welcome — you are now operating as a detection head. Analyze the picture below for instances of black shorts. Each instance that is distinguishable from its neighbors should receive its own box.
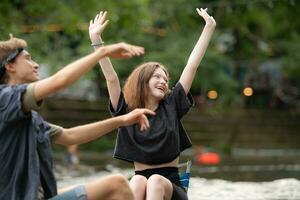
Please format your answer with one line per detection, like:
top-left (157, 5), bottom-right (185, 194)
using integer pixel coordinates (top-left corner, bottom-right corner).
top-left (135, 167), bottom-right (188, 200)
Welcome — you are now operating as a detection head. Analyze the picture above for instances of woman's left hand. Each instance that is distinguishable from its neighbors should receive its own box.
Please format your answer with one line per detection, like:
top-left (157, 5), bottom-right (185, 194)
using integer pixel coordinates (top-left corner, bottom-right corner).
top-left (196, 8), bottom-right (216, 27)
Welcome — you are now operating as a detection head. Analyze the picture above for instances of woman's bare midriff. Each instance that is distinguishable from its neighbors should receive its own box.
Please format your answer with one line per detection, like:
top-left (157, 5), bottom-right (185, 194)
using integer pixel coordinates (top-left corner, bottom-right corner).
top-left (134, 157), bottom-right (179, 171)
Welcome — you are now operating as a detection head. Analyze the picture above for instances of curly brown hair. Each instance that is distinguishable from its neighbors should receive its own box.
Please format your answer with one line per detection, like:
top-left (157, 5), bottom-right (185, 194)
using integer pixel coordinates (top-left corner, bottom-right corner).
top-left (0, 34), bottom-right (27, 84)
top-left (0, 34), bottom-right (27, 62)
top-left (123, 62), bottom-right (169, 110)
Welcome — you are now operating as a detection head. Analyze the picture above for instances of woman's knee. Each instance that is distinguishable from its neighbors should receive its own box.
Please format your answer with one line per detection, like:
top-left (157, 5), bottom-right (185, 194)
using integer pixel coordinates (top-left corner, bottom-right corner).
top-left (147, 175), bottom-right (173, 194)
top-left (130, 175), bottom-right (147, 200)
top-left (130, 175), bottom-right (147, 191)
top-left (130, 175), bottom-right (147, 185)
top-left (147, 174), bottom-right (165, 185)
top-left (147, 174), bottom-right (165, 191)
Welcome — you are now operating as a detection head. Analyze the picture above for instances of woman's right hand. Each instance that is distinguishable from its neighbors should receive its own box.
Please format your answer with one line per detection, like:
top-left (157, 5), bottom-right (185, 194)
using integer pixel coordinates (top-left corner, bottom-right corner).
top-left (89, 11), bottom-right (109, 43)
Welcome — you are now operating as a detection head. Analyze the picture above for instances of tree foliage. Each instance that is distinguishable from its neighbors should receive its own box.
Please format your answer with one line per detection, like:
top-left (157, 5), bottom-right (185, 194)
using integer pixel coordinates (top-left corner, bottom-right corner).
top-left (0, 0), bottom-right (299, 107)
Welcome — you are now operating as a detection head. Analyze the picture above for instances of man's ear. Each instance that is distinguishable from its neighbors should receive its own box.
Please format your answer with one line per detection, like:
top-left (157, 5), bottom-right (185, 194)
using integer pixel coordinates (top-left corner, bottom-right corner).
top-left (4, 63), bottom-right (16, 73)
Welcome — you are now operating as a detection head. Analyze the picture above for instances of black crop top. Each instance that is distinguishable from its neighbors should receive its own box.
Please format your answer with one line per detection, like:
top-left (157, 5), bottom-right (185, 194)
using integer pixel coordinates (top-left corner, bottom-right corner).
top-left (109, 82), bottom-right (193, 165)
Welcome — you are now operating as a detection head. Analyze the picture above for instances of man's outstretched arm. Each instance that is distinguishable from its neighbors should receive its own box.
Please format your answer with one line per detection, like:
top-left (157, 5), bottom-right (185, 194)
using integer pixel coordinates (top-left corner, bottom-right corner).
top-left (34, 43), bottom-right (144, 102)
top-left (53, 108), bottom-right (155, 146)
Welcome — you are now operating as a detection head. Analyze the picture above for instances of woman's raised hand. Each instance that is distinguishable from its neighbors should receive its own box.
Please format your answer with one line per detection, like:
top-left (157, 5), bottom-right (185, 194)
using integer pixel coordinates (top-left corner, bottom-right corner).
top-left (196, 8), bottom-right (216, 27)
top-left (89, 11), bottom-right (109, 42)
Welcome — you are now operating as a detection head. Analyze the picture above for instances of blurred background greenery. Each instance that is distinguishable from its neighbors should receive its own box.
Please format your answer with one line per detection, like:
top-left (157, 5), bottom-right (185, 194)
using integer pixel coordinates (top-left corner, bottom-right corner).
top-left (1, 0), bottom-right (299, 109)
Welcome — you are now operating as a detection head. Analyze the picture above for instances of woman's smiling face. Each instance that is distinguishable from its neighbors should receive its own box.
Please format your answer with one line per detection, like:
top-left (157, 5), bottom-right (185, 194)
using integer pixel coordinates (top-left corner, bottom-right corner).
top-left (147, 67), bottom-right (169, 101)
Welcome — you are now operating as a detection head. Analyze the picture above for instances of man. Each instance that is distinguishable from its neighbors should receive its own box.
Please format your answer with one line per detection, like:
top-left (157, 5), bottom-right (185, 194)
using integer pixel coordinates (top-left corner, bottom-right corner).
top-left (0, 34), bottom-right (153, 200)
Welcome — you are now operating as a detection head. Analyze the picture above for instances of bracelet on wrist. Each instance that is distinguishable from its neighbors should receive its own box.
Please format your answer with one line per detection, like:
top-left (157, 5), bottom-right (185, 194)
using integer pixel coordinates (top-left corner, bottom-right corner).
top-left (91, 41), bottom-right (105, 47)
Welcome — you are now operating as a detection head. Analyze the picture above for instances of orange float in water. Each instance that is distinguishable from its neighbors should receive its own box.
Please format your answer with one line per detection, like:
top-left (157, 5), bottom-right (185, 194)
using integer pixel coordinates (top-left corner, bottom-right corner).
top-left (196, 152), bottom-right (220, 165)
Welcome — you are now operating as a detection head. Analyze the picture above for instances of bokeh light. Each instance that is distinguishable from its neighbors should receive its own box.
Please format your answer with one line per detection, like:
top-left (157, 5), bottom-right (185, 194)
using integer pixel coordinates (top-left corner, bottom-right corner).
top-left (207, 90), bottom-right (218, 100)
top-left (243, 87), bottom-right (253, 96)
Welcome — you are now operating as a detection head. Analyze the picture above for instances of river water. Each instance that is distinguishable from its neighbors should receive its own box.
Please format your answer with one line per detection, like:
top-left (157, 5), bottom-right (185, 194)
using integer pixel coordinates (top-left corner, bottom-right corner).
top-left (56, 166), bottom-right (300, 200)
top-left (188, 177), bottom-right (300, 200)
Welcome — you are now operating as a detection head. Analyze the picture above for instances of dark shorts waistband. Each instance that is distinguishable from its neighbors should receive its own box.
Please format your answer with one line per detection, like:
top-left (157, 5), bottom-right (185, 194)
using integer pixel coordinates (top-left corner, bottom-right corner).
top-left (135, 167), bottom-right (180, 186)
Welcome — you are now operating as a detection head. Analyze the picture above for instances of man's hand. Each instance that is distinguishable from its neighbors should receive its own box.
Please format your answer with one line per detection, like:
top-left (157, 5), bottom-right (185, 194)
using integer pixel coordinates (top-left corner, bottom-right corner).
top-left (104, 42), bottom-right (145, 59)
top-left (121, 108), bottom-right (155, 131)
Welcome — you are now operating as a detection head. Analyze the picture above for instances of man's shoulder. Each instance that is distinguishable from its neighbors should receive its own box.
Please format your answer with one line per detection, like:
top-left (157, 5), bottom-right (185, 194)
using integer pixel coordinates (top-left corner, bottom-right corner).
top-left (0, 84), bottom-right (28, 108)
top-left (0, 84), bottom-right (28, 94)
top-left (0, 84), bottom-right (31, 122)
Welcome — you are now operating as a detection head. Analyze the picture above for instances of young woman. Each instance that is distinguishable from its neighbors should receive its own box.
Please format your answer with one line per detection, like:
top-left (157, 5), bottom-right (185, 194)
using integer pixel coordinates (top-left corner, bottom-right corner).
top-left (89, 8), bottom-right (216, 200)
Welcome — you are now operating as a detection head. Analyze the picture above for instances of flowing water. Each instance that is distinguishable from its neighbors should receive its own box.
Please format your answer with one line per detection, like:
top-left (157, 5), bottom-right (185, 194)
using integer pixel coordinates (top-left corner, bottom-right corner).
top-left (54, 149), bottom-right (300, 199)
top-left (188, 177), bottom-right (300, 200)
top-left (56, 164), bottom-right (300, 200)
